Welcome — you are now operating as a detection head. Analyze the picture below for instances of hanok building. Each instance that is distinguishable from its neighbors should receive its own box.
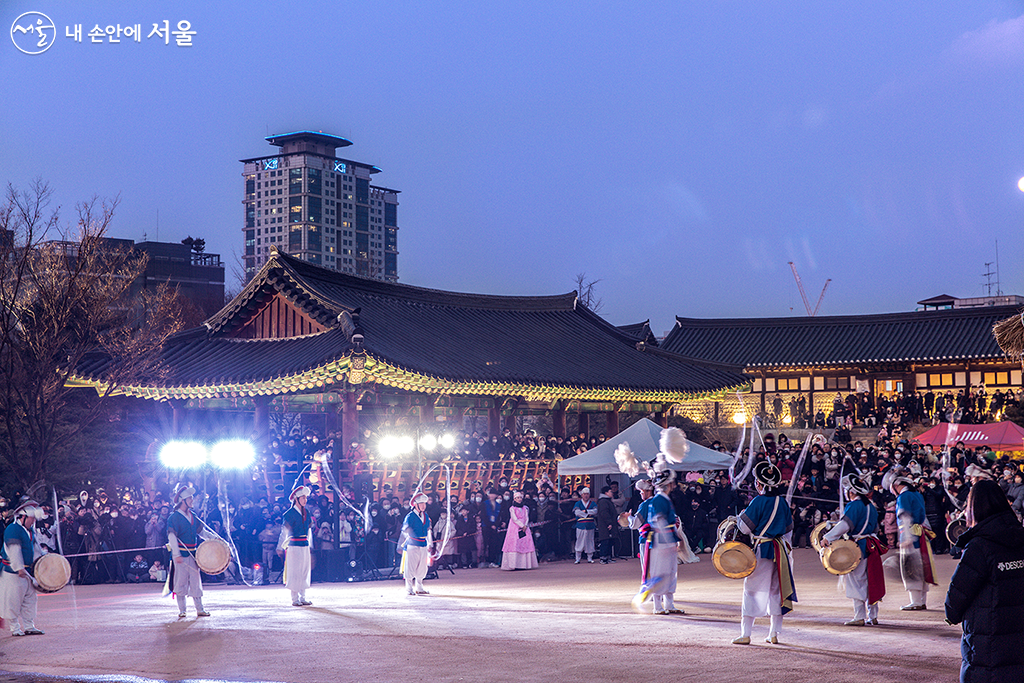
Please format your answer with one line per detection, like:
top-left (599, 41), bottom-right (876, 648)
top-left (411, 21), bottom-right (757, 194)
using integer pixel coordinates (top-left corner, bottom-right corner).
top-left (72, 248), bottom-right (748, 494)
top-left (662, 295), bottom-right (1024, 424)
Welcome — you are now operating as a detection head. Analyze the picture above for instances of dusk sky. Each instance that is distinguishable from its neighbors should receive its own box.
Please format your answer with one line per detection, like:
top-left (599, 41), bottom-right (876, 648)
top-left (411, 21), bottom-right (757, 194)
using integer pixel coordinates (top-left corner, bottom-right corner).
top-left (4, 1), bottom-right (1024, 334)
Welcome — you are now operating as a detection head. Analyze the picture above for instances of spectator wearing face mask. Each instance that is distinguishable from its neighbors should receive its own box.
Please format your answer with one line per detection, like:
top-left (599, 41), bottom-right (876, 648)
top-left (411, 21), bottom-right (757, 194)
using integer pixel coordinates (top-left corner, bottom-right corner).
top-left (923, 477), bottom-right (951, 555)
top-left (481, 489), bottom-right (503, 568)
top-left (455, 506), bottom-right (478, 568)
top-left (498, 489), bottom-right (513, 531)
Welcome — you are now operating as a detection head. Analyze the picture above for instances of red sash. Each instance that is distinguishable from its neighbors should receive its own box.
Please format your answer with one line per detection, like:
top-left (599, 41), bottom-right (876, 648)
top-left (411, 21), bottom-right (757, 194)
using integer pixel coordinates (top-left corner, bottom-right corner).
top-left (918, 528), bottom-right (937, 586)
top-left (864, 537), bottom-right (887, 605)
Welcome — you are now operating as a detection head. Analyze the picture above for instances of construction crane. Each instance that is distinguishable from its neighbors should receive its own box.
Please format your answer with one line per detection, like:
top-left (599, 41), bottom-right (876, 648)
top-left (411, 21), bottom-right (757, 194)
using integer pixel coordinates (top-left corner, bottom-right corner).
top-left (788, 261), bottom-right (831, 316)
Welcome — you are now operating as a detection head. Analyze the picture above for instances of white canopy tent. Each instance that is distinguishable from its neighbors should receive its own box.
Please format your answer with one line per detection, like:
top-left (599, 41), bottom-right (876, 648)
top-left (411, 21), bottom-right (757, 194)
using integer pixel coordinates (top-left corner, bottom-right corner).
top-left (556, 418), bottom-right (734, 476)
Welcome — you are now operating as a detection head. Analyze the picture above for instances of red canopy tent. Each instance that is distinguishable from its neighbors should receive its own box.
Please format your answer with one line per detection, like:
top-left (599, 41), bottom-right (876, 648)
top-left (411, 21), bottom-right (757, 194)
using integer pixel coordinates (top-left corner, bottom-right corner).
top-left (914, 421), bottom-right (1024, 452)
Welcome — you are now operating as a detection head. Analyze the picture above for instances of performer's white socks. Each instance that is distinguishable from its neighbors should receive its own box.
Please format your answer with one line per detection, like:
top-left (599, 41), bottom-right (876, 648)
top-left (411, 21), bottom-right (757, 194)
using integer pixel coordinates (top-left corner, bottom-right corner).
top-left (769, 614), bottom-right (782, 637)
top-left (193, 597), bottom-right (205, 612)
top-left (740, 616), bottom-right (755, 638)
top-left (176, 595), bottom-right (187, 613)
top-left (854, 600), bottom-right (867, 621)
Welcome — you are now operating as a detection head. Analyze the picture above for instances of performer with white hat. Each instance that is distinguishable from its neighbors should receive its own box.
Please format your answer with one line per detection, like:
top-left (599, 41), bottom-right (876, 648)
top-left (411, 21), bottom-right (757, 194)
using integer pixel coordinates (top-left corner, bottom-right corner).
top-left (822, 473), bottom-right (886, 625)
top-left (617, 430), bottom-right (691, 616)
top-left (1, 500), bottom-right (46, 636)
top-left (572, 487), bottom-right (597, 564)
top-left (627, 479), bottom-right (656, 591)
top-left (166, 483), bottom-right (213, 618)
top-left (891, 474), bottom-right (936, 610)
top-left (279, 485), bottom-right (313, 606)
top-left (401, 492), bottom-right (432, 595)
top-left (632, 458), bottom-right (685, 615)
top-left (732, 461), bottom-right (796, 645)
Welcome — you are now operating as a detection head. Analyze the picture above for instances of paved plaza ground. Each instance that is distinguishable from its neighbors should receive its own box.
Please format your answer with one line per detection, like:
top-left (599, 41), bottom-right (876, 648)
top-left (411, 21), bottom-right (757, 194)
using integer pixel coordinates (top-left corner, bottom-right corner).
top-left (0, 548), bottom-right (963, 683)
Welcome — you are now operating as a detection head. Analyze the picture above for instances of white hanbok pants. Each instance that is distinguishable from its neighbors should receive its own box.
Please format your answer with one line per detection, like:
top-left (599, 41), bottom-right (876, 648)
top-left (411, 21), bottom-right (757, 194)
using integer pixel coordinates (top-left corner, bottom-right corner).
top-left (0, 571), bottom-right (36, 632)
top-left (285, 545), bottom-right (311, 602)
top-left (403, 545), bottom-right (429, 592)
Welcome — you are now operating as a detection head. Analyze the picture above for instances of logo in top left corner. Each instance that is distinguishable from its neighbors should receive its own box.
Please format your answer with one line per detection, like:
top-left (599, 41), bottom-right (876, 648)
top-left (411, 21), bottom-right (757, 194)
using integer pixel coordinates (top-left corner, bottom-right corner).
top-left (11, 11), bottom-right (56, 54)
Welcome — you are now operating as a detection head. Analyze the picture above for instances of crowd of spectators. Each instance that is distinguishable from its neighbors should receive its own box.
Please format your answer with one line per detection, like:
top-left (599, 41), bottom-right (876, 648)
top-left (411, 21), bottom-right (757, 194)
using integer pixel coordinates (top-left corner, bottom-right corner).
top-left (767, 387), bottom-right (1024, 437)
top-left (3, 399), bottom-right (1024, 586)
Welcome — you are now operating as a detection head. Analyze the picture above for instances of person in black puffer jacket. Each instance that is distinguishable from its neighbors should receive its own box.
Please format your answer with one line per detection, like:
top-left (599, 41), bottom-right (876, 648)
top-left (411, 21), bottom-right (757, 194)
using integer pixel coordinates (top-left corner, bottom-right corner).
top-left (944, 479), bottom-right (1024, 683)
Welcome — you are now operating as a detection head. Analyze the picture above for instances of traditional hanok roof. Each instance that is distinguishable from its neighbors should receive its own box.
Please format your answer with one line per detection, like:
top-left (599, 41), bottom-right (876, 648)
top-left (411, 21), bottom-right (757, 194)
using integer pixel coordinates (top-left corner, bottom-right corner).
top-left (616, 320), bottom-right (659, 347)
top-left (663, 306), bottom-right (1017, 369)
top-left (71, 249), bottom-right (749, 402)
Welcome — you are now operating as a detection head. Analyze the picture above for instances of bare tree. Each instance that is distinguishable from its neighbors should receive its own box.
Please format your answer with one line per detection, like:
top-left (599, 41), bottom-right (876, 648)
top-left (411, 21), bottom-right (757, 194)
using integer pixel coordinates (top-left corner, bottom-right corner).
top-left (0, 181), bottom-right (192, 489)
top-left (573, 272), bottom-right (604, 314)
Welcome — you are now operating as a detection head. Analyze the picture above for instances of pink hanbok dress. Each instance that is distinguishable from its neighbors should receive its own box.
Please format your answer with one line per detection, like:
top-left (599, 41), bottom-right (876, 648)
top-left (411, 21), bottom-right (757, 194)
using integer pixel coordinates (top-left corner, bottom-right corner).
top-left (500, 504), bottom-right (538, 570)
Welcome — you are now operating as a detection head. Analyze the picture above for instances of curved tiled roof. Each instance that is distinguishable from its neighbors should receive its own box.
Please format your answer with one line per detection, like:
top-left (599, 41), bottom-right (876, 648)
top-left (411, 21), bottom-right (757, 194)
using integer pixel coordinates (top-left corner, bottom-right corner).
top-left (663, 307), bottom-right (1016, 368)
top-left (73, 250), bottom-right (749, 401)
top-left (616, 320), bottom-right (659, 347)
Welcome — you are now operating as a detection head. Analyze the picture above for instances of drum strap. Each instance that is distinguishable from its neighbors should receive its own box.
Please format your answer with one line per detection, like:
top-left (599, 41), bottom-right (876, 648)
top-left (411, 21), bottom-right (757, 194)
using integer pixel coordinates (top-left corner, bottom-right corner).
top-left (752, 497), bottom-right (780, 544)
top-left (854, 509), bottom-right (872, 539)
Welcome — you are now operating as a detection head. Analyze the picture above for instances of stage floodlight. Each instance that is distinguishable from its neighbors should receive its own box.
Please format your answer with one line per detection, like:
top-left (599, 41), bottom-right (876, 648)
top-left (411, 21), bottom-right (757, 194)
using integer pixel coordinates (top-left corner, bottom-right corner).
top-left (419, 434), bottom-right (437, 451)
top-left (159, 440), bottom-right (208, 469)
top-left (210, 439), bottom-right (256, 470)
top-left (398, 435), bottom-right (414, 454)
top-left (439, 433), bottom-right (456, 450)
top-left (378, 435), bottom-right (402, 460)
top-left (731, 412), bottom-right (747, 425)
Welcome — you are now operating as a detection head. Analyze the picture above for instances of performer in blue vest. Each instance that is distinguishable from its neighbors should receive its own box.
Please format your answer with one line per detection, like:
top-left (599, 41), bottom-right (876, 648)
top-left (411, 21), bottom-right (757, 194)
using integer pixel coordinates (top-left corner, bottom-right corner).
top-left (166, 483), bottom-right (214, 618)
top-left (823, 473), bottom-right (886, 625)
top-left (891, 474), bottom-right (936, 610)
top-left (733, 461), bottom-right (796, 645)
top-left (1, 500), bottom-right (46, 636)
top-left (629, 479), bottom-right (655, 588)
top-left (632, 459), bottom-right (686, 615)
top-left (279, 485), bottom-right (312, 606)
top-left (402, 492), bottom-right (432, 595)
top-left (573, 488), bottom-right (598, 564)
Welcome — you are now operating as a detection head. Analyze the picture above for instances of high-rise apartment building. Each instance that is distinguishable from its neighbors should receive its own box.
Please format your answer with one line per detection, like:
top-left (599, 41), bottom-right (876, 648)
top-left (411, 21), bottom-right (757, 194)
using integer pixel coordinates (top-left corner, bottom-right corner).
top-left (241, 131), bottom-right (399, 281)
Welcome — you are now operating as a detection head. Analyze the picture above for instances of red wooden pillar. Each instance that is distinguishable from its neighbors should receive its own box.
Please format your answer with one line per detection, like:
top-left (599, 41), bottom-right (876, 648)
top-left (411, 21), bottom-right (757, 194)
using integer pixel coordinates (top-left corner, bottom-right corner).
top-left (578, 413), bottom-right (590, 439)
top-left (552, 407), bottom-right (566, 438)
top-left (654, 411), bottom-right (667, 428)
top-left (488, 399), bottom-right (501, 438)
top-left (605, 410), bottom-right (619, 437)
top-left (253, 396), bottom-right (270, 446)
top-left (171, 401), bottom-right (187, 436)
top-left (342, 391), bottom-right (359, 450)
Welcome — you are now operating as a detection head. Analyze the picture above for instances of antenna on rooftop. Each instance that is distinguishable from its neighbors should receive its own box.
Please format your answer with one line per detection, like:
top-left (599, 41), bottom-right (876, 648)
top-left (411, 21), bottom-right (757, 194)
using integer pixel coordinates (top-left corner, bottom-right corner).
top-left (996, 239), bottom-right (1003, 296)
top-left (983, 262), bottom-right (997, 296)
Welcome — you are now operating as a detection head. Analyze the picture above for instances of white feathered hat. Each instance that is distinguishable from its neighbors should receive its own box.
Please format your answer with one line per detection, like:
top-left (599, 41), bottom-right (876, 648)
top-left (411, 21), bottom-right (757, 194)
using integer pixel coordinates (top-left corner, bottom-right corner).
top-left (289, 485), bottom-right (312, 501)
top-left (172, 483), bottom-right (196, 506)
top-left (13, 500), bottom-right (44, 520)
